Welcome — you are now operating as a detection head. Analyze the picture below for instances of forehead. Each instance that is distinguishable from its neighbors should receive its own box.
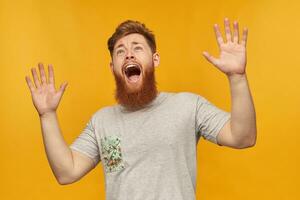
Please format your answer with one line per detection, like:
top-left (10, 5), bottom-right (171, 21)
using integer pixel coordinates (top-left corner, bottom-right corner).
top-left (114, 33), bottom-right (148, 48)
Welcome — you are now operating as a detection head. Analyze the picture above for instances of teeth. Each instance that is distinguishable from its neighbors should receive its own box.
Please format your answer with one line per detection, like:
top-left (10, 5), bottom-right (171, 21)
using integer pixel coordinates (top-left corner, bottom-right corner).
top-left (126, 64), bottom-right (138, 70)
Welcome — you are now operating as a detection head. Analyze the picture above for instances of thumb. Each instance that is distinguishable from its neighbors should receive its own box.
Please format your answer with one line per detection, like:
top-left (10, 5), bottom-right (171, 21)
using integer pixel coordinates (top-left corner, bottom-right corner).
top-left (202, 51), bottom-right (219, 66)
top-left (59, 81), bottom-right (68, 94)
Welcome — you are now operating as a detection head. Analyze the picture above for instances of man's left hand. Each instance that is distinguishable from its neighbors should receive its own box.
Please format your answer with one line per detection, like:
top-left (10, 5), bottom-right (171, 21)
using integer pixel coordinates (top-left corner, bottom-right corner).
top-left (203, 18), bottom-right (248, 77)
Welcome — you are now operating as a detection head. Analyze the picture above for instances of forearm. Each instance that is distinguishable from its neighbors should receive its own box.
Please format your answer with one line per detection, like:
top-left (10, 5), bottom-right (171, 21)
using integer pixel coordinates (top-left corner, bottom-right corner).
top-left (228, 73), bottom-right (257, 146)
top-left (39, 112), bottom-right (74, 183)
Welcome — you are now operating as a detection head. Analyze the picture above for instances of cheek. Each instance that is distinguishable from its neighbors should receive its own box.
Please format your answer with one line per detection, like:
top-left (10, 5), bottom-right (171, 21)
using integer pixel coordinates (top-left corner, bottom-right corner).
top-left (112, 60), bottom-right (123, 73)
top-left (138, 53), bottom-right (153, 65)
top-left (144, 57), bottom-right (154, 68)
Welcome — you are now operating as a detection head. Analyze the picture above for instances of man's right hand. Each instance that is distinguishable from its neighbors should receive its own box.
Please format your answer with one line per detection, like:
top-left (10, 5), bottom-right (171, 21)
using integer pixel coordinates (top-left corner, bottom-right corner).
top-left (25, 63), bottom-right (68, 117)
top-left (25, 63), bottom-right (96, 185)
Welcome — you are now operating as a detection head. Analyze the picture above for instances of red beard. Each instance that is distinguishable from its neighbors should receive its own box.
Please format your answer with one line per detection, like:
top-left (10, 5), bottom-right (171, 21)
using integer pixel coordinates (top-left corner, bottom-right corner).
top-left (113, 65), bottom-right (158, 111)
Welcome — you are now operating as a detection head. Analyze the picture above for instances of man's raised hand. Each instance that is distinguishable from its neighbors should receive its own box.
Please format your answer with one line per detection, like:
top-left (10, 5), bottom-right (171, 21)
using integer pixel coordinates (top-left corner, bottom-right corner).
top-left (25, 63), bottom-right (68, 117)
top-left (203, 18), bottom-right (248, 77)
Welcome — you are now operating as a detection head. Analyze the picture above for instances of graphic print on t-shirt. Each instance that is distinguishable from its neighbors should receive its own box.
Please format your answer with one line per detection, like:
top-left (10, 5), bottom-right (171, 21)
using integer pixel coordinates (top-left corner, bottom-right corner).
top-left (100, 135), bottom-right (125, 173)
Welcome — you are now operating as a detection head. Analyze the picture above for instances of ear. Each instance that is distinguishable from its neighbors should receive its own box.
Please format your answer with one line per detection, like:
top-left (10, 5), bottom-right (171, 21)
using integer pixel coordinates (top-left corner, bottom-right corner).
top-left (153, 52), bottom-right (160, 67)
top-left (109, 61), bottom-right (114, 73)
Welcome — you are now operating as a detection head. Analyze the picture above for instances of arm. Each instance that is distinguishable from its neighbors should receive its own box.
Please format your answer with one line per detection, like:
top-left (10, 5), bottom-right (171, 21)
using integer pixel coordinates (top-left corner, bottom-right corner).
top-left (25, 63), bottom-right (95, 184)
top-left (203, 18), bottom-right (257, 149)
top-left (40, 112), bottom-right (95, 184)
top-left (217, 74), bottom-right (257, 148)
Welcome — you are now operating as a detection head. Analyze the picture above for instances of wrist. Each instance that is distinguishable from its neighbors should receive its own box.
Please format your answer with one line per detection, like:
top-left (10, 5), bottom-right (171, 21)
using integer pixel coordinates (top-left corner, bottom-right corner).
top-left (39, 111), bottom-right (57, 119)
top-left (227, 73), bottom-right (247, 83)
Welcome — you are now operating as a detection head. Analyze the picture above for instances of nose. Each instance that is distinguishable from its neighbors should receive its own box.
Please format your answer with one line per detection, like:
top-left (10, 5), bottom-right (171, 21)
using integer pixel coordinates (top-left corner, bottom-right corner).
top-left (125, 50), bottom-right (135, 60)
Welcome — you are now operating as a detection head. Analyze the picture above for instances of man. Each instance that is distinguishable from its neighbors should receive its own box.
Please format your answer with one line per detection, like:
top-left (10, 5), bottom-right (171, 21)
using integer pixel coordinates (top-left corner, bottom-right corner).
top-left (25, 18), bottom-right (256, 200)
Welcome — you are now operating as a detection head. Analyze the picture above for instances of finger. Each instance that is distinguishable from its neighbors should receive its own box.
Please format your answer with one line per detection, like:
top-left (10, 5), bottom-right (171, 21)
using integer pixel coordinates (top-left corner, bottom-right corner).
top-left (58, 81), bottom-right (68, 94)
top-left (31, 68), bottom-right (41, 89)
top-left (38, 62), bottom-right (47, 84)
top-left (214, 24), bottom-right (224, 46)
top-left (25, 76), bottom-right (35, 93)
top-left (241, 27), bottom-right (248, 47)
top-left (48, 64), bottom-right (55, 85)
top-left (233, 21), bottom-right (239, 43)
top-left (224, 18), bottom-right (232, 42)
top-left (202, 51), bottom-right (219, 66)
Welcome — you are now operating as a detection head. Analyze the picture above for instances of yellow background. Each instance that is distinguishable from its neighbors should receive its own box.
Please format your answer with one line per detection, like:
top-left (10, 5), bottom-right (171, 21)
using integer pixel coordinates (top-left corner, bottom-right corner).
top-left (0, 0), bottom-right (299, 199)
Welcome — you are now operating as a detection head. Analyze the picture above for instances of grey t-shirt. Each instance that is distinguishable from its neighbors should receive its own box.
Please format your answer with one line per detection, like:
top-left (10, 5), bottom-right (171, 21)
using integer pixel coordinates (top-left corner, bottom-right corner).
top-left (69, 91), bottom-right (231, 200)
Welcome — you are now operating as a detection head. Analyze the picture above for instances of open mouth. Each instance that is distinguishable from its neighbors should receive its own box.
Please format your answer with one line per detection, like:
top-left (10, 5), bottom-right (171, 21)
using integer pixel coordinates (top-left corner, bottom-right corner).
top-left (124, 63), bottom-right (142, 83)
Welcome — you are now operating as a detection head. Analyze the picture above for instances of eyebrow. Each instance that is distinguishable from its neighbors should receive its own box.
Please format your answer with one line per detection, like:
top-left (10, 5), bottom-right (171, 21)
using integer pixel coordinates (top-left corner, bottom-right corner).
top-left (115, 41), bottom-right (142, 49)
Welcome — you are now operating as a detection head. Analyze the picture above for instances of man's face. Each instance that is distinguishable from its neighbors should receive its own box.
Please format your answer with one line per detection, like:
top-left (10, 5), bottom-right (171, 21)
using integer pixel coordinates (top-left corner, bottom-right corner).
top-left (110, 33), bottom-right (160, 109)
top-left (110, 33), bottom-right (159, 93)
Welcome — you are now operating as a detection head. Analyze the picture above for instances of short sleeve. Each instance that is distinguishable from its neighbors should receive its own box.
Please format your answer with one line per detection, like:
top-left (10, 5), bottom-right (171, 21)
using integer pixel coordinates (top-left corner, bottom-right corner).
top-left (69, 116), bottom-right (101, 167)
top-left (195, 95), bottom-right (231, 145)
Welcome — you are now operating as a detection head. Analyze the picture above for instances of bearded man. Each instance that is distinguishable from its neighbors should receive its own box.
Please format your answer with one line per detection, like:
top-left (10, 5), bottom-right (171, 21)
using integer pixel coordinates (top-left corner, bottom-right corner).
top-left (25, 19), bottom-right (257, 200)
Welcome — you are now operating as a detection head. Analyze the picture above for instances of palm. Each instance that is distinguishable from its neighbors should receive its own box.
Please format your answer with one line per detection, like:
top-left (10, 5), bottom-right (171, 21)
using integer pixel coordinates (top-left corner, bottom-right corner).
top-left (25, 63), bottom-right (68, 116)
top-left (32, 83), bottom-right (61, 114)
top-left (203, 18), bottom-right (248, 76)
top-left (218, 42), bottom-right (246, 74)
